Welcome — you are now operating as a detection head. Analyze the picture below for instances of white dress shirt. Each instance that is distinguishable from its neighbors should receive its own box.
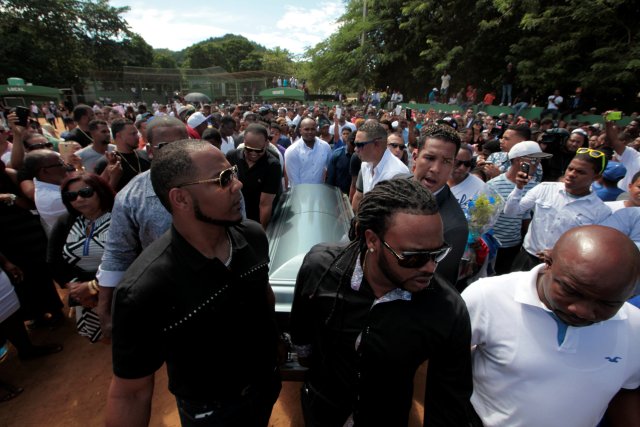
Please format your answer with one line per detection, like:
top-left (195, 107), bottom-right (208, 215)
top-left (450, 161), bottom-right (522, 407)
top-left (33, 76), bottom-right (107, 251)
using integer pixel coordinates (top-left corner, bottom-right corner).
top-left (504, 182), bottom-right (611, 255)
top-left (284, 137), bottom-right (332, 186)
top-left (34, 178), bottom-right (67, 237)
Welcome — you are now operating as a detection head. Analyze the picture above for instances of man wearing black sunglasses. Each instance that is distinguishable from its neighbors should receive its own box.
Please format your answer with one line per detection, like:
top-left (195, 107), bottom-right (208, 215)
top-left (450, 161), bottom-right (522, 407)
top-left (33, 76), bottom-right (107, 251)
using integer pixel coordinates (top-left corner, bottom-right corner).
top-left (226, 124), bottom-right (282, 228)
top-left (23, 150), bottom-right (74, 235)
top-left (351, 121), bottom-right (409, 212)
top-left (107, 140), bottom-right (280, 427)
top-left (291, 179), bottom-right (473, 427)
top-left (447, 144), bottom-right (486, 210)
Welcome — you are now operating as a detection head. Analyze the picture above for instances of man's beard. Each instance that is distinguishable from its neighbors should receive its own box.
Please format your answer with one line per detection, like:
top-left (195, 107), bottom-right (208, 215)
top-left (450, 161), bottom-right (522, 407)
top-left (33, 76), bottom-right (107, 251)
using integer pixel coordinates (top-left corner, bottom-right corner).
top-left (193, 198), bottom-right (242, 227)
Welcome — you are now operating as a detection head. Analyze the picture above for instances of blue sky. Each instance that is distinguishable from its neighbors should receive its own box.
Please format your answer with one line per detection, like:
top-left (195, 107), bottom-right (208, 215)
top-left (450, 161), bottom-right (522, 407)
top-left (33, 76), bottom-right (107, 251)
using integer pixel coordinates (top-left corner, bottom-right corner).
top-left (110, 0), bottom-right (346, 56)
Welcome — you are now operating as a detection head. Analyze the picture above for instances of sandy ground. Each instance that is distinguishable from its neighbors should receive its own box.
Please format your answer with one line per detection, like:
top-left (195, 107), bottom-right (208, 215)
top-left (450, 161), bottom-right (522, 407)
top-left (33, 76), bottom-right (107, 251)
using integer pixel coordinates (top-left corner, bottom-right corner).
top-left (0, 288), bottom-right (425, 426)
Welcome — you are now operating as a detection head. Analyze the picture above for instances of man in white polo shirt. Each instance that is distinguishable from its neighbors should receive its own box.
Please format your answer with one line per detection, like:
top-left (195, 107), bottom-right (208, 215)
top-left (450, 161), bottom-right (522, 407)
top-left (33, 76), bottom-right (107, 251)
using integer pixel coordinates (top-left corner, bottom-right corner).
top-left (462, 225), bottom-right (640, 427)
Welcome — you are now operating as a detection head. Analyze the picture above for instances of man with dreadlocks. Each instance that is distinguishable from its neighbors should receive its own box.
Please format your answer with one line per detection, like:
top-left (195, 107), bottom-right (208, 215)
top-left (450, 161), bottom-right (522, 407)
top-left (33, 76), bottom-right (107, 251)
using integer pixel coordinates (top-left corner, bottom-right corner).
top-left (290, 179), bottom-right (474, 427)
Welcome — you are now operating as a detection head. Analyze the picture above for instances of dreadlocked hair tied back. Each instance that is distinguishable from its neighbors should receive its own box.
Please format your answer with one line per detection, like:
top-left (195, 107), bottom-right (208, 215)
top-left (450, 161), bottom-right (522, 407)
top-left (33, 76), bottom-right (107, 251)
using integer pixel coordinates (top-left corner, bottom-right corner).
top-left (354, 179), bottom-right (439, 242)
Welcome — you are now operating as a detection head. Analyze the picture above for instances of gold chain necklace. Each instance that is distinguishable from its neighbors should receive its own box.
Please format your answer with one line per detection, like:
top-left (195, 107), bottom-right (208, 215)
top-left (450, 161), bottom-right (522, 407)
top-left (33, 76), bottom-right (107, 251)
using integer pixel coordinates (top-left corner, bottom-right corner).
top-left (116, 151), bottom-right (141, 174)
top-left (77, 127), bottom-right (93, 142)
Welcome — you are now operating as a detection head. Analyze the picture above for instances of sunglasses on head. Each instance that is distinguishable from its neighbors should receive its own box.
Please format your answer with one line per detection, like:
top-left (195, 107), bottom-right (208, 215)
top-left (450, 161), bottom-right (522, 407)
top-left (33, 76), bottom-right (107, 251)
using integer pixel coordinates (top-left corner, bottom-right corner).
top-left (576, 147), bottom-right (606, 173)
top-left (381, 240), bottom-right (451, 268)
top-left (354, 138), bottom-right (378, 149)
top-left (62, 187), bottom-right (95, 202)
top-left (455, 159), bottom-right (473, 168)
top-left (244, 146), bottom-right (265, 154)
top-left (176, 165), bottom-right (238, 189)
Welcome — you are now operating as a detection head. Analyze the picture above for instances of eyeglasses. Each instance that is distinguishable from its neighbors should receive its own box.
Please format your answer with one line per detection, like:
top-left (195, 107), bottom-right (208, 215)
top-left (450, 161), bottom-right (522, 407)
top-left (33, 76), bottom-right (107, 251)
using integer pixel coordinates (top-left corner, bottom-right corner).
top-left (454, 160), bottom-right (473, 168)
top-left (576, 147), bottom-right (606, 173)
top-left (176, 165), bottom-right (238, 189)
top-left (387, 143), bottom-right (406, 150)
top-left (354, 138), bottom-right (378, 149)
top-left (381, 240), bottom-right (451, 268)
top-left (244, 146), bottom-right (265, 154)
top-left (62, 187), bottom-right (95, 202)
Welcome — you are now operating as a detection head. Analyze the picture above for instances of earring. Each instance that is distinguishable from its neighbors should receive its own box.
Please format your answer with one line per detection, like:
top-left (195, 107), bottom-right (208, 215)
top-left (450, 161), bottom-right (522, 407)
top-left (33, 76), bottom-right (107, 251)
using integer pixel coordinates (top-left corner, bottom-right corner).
top-left (369, 248), bottom-right (374, 253)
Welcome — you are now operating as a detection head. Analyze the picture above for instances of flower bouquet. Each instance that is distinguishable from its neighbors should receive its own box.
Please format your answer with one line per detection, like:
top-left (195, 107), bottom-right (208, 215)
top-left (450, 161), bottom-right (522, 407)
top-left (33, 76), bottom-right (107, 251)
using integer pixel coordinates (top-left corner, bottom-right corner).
top-left (458, 189), bottom-right (504, 280)
top-left (464, 190), bottom-right (505, 244)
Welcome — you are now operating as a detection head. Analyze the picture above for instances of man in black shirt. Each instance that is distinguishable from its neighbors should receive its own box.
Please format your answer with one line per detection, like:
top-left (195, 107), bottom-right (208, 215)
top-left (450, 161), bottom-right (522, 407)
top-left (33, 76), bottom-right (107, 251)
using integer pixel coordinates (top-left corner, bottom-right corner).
top-left (225, 124), bottom-right (282, 228)
top-left (412, 124), bottom-right (468, 288)
top-left (291, 179), bottom-right (473, 427)
top-left (64, 104), bottom-right (95, 148)
top-left (95, 118), bottom-right (150, 192)
top-left (106, 140), bottom-right (280, 427)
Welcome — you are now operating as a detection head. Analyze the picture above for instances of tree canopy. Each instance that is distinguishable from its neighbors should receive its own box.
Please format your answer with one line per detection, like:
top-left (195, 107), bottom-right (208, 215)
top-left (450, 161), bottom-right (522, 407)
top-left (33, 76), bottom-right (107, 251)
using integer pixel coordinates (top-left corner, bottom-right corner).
top-left (305, 0), bottom-right (640, 109)
top-left (0, 0), bottom-right (153, 86)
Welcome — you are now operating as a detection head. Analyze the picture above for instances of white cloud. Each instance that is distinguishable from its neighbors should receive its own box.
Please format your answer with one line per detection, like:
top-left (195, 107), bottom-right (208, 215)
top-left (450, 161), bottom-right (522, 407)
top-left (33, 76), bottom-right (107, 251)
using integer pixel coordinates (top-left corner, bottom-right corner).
top-left (112, 0), bottom-right (345, 54)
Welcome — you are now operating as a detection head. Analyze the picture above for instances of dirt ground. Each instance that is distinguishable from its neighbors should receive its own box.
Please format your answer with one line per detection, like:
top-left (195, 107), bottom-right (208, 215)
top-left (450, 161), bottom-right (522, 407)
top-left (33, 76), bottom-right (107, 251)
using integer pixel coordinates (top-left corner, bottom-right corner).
top-left (0, 288), bottom-right (426, 427)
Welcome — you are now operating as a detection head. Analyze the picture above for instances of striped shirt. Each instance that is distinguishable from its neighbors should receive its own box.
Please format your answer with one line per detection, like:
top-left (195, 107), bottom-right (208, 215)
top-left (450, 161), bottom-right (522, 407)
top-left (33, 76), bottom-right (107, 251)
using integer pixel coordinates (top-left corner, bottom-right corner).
top-left (487, 173), bottom-right (537, 248)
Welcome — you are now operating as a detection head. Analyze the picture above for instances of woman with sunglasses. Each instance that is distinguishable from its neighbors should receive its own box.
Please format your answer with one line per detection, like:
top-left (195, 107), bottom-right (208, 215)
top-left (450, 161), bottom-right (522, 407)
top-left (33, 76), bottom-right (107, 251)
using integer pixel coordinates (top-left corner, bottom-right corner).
top-left (47, 173), bottom-right (114, 342)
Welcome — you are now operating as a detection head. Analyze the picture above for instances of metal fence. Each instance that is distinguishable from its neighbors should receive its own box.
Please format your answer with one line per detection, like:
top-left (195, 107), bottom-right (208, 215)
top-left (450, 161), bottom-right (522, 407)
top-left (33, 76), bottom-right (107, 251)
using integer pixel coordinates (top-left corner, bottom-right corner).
top-left (74, 66), bottom-right (281, 105)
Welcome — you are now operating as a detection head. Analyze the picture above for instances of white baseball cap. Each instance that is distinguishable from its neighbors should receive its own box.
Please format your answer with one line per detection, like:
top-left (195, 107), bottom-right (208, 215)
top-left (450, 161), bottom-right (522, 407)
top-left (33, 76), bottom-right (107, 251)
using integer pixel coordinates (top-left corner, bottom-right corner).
top-left (187, 112), bottom-right (210, 128)
top-left (508, 140), bottom-right (553, 160)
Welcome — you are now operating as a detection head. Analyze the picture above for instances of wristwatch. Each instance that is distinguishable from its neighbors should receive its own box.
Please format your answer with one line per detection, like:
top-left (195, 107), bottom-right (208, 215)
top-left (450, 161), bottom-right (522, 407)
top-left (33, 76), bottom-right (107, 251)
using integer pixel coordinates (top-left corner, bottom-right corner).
top-left (6, 194), bottom-right (16, 206)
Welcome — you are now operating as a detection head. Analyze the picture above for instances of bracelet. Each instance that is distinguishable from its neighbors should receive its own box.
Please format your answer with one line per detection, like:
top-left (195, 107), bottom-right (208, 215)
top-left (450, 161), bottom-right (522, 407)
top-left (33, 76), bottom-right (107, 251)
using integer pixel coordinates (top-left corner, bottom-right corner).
top-left (6, 194), bottom-right (16, 206)
top-left (87, 279), bottom-right (99, 295)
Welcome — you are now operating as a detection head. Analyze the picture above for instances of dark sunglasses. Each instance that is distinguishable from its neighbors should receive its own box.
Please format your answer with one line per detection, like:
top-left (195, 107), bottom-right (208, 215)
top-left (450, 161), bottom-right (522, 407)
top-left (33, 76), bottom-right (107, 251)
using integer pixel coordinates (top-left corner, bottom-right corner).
top-left (382, 240), bottom-right (451, 268)
top-left (354, 138), bottom-right (378, 149)
top-left (62, 187), bottom-right (95, 202)
top-left (244, 146), bottom-right (265, 154)
top-left (455, 160), bottom-right (473, 168)
top-left (176, 165), bottom-right (238, 189)
top-left (388, 143), bottom-right (406, 149)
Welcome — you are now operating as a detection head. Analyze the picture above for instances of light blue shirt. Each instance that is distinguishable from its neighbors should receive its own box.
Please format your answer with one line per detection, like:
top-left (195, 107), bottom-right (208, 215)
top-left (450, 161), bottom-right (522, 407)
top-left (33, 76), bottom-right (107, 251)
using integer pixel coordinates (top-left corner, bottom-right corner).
top-left (600, 207), bottom-right (640, 248)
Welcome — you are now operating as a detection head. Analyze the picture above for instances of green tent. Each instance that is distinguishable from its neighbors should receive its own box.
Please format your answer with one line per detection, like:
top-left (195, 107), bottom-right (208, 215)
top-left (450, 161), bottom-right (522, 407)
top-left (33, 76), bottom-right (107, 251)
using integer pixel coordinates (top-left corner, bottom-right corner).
top-left (259, 87), bottom-right (305, 102)
top-left (0, 78), bottom-right (62, 106)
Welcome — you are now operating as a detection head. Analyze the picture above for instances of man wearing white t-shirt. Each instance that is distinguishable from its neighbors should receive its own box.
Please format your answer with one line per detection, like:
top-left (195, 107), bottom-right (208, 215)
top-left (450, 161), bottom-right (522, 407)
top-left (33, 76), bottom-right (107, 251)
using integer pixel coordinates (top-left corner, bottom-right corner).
top-left (219, 116), bottom-right (237, 154)
top-left (447, 144), bottom-right (486, 210)
top-left (462, 226), bottom-right (640, 427)
top-left (540, 89), bottom-right (563, 120)
top-left (440, 70), bottom-right (452, 103)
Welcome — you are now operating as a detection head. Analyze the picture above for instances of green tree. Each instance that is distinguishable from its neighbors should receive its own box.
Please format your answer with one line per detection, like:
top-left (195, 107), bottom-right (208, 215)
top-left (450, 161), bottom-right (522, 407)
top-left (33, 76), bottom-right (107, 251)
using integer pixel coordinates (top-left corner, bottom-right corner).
top-left (153, 52), bottom-right (178, 69)
top-left (183, 34), bottom-right (266, 72)
top-left (305, 0), bottom-right (640, 109)
top-left (0, 0), bottom-right (151, 86)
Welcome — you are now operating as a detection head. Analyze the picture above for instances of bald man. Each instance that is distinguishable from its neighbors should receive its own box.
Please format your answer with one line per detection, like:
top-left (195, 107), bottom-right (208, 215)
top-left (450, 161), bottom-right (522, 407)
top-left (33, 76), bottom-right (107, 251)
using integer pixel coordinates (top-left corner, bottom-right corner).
top-left (462, 225), bottom-right (640, 427)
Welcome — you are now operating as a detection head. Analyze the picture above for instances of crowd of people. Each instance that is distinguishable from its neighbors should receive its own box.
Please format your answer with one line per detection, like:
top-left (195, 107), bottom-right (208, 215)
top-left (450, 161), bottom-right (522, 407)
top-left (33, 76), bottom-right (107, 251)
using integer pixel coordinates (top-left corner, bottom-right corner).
top-left (0, 94), bottom-right (639, 426)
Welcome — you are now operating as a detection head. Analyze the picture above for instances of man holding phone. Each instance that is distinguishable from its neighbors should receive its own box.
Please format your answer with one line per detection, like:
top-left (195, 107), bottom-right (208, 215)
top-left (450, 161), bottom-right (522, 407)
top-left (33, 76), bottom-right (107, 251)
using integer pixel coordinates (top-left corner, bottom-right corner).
top-left (487, 141), bottom-right (550, 274)
top-left (504, 145), bottom-right (611, 272)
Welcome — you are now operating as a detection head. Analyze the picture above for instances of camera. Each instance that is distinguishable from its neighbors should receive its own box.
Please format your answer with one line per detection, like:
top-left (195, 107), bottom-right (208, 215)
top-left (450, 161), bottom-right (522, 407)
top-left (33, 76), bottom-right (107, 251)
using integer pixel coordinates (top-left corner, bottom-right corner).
top-left (539, 128), bottom-right (569, 146)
